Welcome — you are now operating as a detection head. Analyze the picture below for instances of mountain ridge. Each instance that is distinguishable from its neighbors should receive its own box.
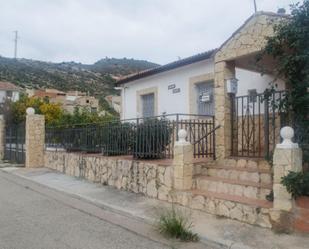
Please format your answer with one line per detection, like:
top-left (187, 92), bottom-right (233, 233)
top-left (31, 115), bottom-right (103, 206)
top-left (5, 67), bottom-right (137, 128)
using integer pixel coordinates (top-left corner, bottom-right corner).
top-left (0, 56), bottom-right (159, 97)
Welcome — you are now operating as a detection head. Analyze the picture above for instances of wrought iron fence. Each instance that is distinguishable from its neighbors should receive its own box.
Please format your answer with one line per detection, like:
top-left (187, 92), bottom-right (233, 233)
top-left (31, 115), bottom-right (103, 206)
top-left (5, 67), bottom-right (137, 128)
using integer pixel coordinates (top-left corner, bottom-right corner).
top-left (45, 114), bottom-right (216, 159)
top-left (230, 90), bottom-right (287, 158)
top-left (4, 123), bottom-right (25, 164)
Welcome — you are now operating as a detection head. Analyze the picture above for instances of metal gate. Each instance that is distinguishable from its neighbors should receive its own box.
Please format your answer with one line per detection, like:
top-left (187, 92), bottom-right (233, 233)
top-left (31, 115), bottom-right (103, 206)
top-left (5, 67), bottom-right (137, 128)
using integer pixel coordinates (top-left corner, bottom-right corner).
top-left (4, 123), bottom-right (25, 164)
top-left (230, 91), bottom-right (287, 158)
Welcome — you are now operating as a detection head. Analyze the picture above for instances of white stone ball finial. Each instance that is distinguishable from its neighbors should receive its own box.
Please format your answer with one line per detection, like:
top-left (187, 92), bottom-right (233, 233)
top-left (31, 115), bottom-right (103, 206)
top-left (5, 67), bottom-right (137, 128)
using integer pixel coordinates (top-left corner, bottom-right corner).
top-left (177, 129), bottom-right (190, 145)
top-left (26, 107), bottom-right (35, 115)
top-left (277, 126), bottom-right (298, 149)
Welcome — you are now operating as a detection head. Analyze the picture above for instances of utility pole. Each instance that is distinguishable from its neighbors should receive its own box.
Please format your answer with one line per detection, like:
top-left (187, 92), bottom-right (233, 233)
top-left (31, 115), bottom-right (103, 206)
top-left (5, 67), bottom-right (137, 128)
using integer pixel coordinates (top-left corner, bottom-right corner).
top-left (253, 0), bottom-right (257, 13)
top-left (13, 30), bottom-right (18, 59)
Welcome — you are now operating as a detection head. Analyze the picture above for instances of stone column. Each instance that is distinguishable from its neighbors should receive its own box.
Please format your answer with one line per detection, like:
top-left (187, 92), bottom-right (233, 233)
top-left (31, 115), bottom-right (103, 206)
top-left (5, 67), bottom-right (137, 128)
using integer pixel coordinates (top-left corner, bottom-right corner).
top-left (173, 129), bottom-right (193, 190)
top-left (270, 126), bottom-right (302, 232)
top-left (214, 60), bottom-right (235, 159)
top-left (0, 115), bottom-right (5, 160)
top-left (25, 108), bottom-right (45, 168)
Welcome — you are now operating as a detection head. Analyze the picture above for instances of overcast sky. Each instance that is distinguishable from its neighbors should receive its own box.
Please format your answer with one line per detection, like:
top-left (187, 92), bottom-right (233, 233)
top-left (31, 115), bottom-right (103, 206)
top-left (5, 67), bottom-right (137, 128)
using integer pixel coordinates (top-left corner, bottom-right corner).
top-left (0, 0), bottom-right (300, 65)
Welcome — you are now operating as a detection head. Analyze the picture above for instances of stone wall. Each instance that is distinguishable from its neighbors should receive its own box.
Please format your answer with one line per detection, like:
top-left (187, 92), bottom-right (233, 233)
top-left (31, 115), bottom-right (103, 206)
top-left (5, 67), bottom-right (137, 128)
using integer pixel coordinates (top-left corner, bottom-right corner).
top-left (44, 150), bottom-right (272, 228)
top-left (215, 13), bottom-right (287, 62)
top-left (44, 151), bottom-right (173, 201)
top-left (0, 115), bottom-right (5, 160)
top-left (25, 114), bottom-right (45, 168)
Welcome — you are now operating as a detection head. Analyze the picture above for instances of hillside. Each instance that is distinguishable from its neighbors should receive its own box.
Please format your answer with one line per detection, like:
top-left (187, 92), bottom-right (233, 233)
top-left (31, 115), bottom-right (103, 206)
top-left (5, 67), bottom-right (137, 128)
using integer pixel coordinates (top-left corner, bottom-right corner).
top-left (0, 56), bottom-right (159, 97)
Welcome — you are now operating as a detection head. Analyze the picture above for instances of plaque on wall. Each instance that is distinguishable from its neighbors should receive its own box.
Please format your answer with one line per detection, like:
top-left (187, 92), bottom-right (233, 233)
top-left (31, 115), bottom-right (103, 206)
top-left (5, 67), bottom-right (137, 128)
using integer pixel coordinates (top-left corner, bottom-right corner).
top-left (172, 88), bottom-right (180, 94)
top-left (168, 84), bottom-right (176, 90)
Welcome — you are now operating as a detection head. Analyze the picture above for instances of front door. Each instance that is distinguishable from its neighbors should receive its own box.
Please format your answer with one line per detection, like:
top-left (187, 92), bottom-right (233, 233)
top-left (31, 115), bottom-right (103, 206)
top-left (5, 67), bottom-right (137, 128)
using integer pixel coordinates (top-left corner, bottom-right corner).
top-left (196, 81), bottom-right (214, 115)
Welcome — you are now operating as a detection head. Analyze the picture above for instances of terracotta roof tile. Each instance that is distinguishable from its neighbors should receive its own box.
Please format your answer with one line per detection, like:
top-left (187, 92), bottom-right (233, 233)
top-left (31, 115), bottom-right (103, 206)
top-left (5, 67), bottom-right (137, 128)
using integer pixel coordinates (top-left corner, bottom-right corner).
top-left (0, 81), bottom-right (20, 91)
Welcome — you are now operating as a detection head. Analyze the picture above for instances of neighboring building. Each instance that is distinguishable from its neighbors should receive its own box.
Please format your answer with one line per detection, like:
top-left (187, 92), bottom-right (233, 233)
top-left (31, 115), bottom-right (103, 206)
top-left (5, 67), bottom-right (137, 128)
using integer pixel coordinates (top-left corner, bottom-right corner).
top-left (105, 95), bottom-right (121, 113)
top-left (27, 89), bottom-right (66, 99)
top-left (31, 89), bottom-right (99, 114)
top-left (0, 81), bottom-right (21, 103)
top-left (63, 95), bottom-right (99, 114)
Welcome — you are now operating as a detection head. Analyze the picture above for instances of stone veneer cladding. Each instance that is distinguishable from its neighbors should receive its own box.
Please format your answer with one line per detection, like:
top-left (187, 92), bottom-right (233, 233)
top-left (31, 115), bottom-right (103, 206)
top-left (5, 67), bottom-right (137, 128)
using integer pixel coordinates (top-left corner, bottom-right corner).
top-left (44, 151), bottom-right (173, 201)
top-left (25, 114), bottom-right (45, 168)
top-left (213, 13), bottom-right (288, 159)
top-left (44, 151), bottom-right (272, 228)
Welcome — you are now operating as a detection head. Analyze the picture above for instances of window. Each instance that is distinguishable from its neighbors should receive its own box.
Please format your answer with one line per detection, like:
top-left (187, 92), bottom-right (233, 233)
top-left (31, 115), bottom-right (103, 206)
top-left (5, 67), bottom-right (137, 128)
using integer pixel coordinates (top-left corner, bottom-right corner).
top-left (248, 89), bottom-right (257, 103)
top-left (196, 81), bottom-right (214, 115)
top-left (6, 91), bottom-right (12, 98)
top-left (141, 93), bottom-right (154, 118)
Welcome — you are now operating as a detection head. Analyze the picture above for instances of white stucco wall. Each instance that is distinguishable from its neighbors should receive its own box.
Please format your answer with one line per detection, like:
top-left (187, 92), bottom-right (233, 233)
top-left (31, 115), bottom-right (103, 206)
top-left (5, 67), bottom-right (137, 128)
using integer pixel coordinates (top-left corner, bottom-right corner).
top-left (0, 90), bottom-right (20, 103)
top-left (12, 91), bottom-right (20, 102)
top-left (236, 68), bottom-right (285, 115)
top-left (120, 63), bottom-right (285, 120)
top-left (236, 68), bottom-right (285, 96)
top-left (0, 91), bottom-right (6, 103)
top-left (121, 59), bottom-right (214, 120)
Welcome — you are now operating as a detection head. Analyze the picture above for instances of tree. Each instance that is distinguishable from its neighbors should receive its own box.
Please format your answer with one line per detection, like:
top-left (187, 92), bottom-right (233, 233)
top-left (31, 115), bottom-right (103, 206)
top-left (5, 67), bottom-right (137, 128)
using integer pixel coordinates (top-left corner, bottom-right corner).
top-left (11, 94), bottom-right (44, 124)
top-left (262, 1), bottom-right (309, 164)
top-left (39, 102), bottom-right (63, 126)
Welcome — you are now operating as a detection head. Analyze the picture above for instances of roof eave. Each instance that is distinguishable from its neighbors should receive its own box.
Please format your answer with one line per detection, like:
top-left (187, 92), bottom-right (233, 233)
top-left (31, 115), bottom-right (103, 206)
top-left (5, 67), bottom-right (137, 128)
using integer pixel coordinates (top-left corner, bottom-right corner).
top-left (116, 49), bottom-right (217, 85)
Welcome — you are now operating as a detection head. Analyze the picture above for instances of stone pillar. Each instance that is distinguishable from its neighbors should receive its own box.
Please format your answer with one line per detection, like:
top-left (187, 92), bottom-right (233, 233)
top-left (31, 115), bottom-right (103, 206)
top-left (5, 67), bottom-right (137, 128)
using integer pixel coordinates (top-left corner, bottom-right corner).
top-left (214, 60), bottom-right (235, 159)
top-left (270, 126), bottom-right (302, 232)
top-left (173, 129), bottom-right (193, 190)
top-left (25, 108), bottom-right (45, 168)
top-left (0, 115), bottom-right (5, 160)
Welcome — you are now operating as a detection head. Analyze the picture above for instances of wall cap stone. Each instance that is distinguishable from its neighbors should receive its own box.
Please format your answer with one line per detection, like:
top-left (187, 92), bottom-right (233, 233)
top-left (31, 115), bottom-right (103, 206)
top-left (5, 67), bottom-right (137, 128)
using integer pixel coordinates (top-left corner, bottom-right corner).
top-left (277, 126), bottom-right (298, 149)
top-left (26, 107), bottom-right (35, 115)
top-left (176, 129), bottom-right (190, 146)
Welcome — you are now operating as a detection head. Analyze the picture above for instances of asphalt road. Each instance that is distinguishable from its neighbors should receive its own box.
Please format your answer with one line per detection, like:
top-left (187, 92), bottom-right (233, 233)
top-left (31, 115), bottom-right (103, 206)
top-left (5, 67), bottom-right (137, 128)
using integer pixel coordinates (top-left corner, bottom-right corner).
top-left (0, 170), bottom-right (189, 249)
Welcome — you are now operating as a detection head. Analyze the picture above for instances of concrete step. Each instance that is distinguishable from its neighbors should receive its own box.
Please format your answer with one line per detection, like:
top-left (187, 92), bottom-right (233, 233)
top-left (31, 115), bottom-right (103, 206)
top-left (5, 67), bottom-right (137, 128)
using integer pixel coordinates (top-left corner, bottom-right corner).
top-left (194, 175), bottom-right (272, 200)
top-left (293, 202), bottom-right (309, 233)
top-left (293, 216), bottom-right (309, 233)
top-left (201, 165), bottom-right (272, 185)
top-left (193, 158), bottom-right (272, 175)
top-left (182, 189), bottom-right (273, 227)
top-left (190, 189), bottom-right (273, 209)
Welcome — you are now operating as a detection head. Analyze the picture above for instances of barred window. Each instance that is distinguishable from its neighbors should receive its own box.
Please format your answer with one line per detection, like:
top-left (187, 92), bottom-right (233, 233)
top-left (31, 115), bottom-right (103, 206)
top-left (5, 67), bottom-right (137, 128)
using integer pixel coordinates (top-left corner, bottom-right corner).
top-left (141, 93), bottom-right (154, 118)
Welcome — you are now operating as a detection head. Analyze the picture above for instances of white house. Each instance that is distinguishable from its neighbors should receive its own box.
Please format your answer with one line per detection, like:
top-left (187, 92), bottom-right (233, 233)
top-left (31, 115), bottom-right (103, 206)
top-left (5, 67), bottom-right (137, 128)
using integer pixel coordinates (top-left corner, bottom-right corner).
top-left (116, 12), bottom-right (286, 121)
top-left (0, 81), bottom-right (21, 103)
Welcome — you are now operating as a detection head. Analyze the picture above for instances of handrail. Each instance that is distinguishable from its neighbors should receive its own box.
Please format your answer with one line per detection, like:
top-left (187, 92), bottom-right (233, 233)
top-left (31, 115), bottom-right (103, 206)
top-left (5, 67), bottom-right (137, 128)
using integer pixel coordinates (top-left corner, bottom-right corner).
top-left (193, 125), bottom-right (221, 145)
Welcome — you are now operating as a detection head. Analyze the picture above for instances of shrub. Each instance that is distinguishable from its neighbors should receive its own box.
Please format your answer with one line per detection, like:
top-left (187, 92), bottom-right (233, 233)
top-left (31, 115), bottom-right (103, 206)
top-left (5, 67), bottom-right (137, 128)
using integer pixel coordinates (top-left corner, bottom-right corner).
top-left (261, 1), bottom-right (309, 164)
top-left (281, 171), bottom-right (309, 198)
top-left (133, 118), bottom-right (172, 159)
top-left (101, 122), bottom-right (134, 156)
top-left (157, 208), bottom-right (199, 242)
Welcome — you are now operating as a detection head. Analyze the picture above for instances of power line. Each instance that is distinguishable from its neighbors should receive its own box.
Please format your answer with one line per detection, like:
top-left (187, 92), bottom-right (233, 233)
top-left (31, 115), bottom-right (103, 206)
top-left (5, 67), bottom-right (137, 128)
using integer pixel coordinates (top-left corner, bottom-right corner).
top-left (253, 0), bottom-right (257, 13)
top-left (13, 30), bottom-right (19, 59)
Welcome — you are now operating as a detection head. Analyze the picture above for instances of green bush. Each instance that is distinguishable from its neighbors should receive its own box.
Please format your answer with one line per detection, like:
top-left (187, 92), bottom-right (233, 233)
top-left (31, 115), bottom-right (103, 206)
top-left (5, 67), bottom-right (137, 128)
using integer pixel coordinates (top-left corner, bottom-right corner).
top-left (157, 208), bottom-right (199, 242)
top-left (133, 119), bottom-right (172, 159)
top-left (101, 122), bottom-right (134, 156)
top-left (281, 171), bottom-right (309, 198)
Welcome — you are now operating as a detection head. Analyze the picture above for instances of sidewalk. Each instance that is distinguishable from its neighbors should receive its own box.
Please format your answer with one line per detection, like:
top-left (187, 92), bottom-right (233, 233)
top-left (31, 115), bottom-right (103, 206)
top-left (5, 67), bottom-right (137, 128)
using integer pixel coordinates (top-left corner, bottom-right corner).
top-left (2, 166), bottom-right (308, 249)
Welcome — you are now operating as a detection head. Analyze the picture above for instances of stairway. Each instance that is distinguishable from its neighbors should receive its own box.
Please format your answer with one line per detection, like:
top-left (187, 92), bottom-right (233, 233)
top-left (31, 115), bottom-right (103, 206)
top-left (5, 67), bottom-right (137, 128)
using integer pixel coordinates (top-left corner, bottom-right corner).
top-left (182, 158), bottom-right (273, 227)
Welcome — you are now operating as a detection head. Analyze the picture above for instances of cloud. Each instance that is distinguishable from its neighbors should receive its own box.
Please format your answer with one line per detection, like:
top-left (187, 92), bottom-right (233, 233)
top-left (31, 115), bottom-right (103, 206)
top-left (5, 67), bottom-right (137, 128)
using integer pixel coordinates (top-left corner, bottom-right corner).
top-left (0, 0), bottom-right (300, 64)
